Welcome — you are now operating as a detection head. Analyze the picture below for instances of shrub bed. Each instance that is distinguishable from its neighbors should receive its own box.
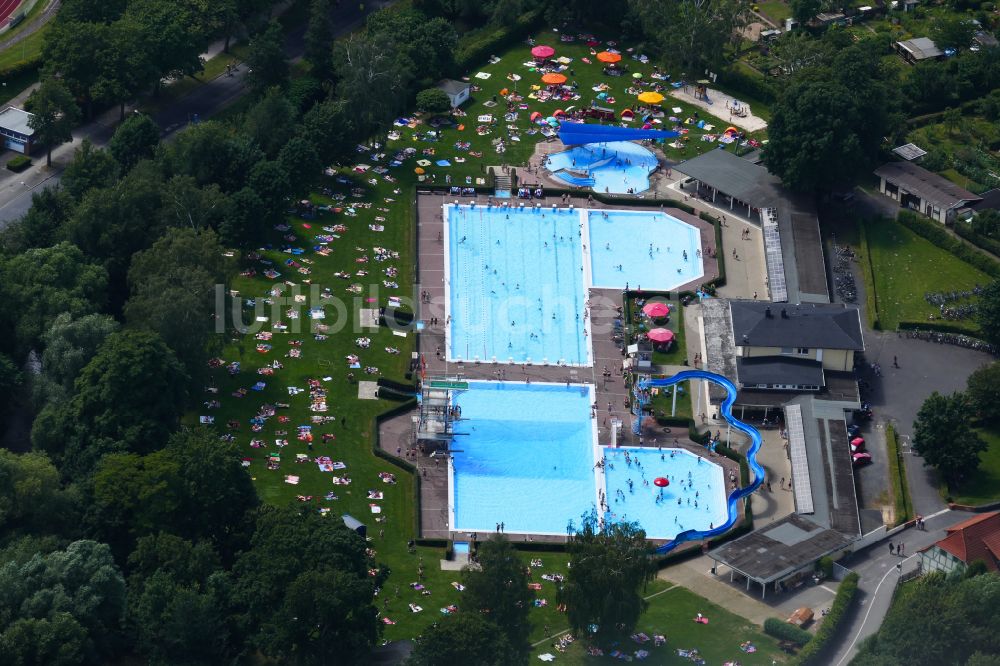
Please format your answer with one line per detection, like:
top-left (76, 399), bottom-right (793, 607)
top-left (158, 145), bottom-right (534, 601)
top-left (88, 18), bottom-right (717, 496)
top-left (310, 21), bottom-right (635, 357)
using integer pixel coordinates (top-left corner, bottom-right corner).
top-left (6, 155), bottom-right (31, 172)
top-left (897, 211), bottom-right (1000, 279)
top-left (795, 572), bottom-right (860, 665)
top-left (763, 618), bottom-right (812, 646)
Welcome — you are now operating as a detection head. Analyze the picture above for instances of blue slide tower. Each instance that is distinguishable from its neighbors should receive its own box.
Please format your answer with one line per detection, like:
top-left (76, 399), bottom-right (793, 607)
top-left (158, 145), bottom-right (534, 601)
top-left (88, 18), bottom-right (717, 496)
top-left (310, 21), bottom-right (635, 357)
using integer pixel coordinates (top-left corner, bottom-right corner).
top-left (635, 370), bottom-right (765, 554)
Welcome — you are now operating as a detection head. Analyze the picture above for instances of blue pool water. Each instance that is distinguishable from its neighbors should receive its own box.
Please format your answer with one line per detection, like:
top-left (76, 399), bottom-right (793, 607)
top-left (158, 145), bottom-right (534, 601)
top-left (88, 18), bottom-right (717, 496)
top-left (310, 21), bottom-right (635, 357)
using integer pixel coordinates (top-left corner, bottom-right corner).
top-left (446, 204), bottom-right (588, 365)
top-left (546, 141), bottom-right (658, 194)
top-left (450, 382), bottom-right (598, 535)
top-left (588, 210), bottom-right (703, 290)
top-left (602, 447), bottom-right (728, 540)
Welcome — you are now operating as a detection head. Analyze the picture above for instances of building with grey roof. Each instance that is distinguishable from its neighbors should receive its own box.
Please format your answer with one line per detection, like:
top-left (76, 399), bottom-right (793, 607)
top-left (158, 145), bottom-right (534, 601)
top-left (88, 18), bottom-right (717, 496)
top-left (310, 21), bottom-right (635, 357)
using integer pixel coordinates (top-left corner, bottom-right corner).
top-left (0, 106), bottom-right (35, 155)
top-left (874, 161), bottom-right (982, 224)
top-left (675, 150), bottom-right (830, 304)
top-left (707, 395), bottom-right (862, 597)
top-left (895, 37), bottom-right (944, 64)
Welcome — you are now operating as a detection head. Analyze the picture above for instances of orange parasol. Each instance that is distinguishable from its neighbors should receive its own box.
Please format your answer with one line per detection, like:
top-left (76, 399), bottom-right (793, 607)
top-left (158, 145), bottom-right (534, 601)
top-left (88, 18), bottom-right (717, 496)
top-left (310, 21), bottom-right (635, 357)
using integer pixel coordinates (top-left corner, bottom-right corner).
top-left (541, 72), bottom-right (567, 85)
top-left (597, 51), bottom-right (621, 64)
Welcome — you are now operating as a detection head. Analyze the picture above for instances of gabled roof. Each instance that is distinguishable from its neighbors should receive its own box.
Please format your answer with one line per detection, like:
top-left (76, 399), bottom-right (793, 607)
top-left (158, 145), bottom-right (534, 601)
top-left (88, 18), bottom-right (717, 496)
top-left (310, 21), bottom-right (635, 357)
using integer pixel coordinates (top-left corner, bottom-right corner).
top-left (736, 356), bottom-right (824, 386)
top-left (933, 511), bottom-right (1000, 571)
top-left (875, 161), bottom-right (981, 210)
top-left (730, 301), bottom-right (865, 351)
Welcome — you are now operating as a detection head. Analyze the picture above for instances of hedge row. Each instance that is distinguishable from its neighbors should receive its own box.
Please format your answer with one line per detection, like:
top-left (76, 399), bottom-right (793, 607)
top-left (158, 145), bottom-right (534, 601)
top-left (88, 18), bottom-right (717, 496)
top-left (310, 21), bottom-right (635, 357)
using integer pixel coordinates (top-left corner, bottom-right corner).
top-left (455, 9), bottom-right (543, 71)
top-left (369, 398), bottom-right (422, 537)
top-left (794, 572), bottom-right (860, 665)
top-left (896, 211), bottom-right (1000, 279)
top-left (763, 618), bottom-right (813, 646)
top-left (884, 424), bottom-right (912, 527)
top-left (858, 220), bottom-right (881, 330)
top-left (0, 59), bottom-right (41, 83)
top-left (953, 223), bottom-right (1000, 260)
top-left (896, 319), bottom-right (981, 336)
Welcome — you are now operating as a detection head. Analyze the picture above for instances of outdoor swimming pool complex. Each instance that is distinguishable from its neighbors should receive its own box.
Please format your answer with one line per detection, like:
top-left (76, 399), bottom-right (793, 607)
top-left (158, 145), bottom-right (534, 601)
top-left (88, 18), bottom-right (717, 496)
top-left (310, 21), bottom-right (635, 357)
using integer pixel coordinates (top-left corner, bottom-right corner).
top-left (448, 382), bottom-right (728, 540)
top-left (445, 204), bottom-right (703, 365)
top-left (546, 141), bottom-right (659, 194)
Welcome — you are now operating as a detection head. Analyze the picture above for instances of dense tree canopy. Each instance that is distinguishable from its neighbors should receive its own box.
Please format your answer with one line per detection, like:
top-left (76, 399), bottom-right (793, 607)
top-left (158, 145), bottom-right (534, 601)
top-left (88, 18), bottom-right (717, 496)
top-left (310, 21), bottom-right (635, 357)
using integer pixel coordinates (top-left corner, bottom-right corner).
top-left (0, 540), bottom-right (126, 665)
top-left (966, 362), bottom-right (1000, 423)
top-left (0, 242), bottom-right (108, 355)
top-left (232, 505), bottom-right (380, 664)
top-left (461, 535), bottom-right (533, 660)
top-left (854, 571), bottom-right (1000, 666)
top-left (410, 613), bottom-right (516, 666)
top-left (976, 279), bottom-right (1000, 348)
top-left (912, 391), bottom-right (987, 489)
top-left (560, 515), bottom-right (656, 643)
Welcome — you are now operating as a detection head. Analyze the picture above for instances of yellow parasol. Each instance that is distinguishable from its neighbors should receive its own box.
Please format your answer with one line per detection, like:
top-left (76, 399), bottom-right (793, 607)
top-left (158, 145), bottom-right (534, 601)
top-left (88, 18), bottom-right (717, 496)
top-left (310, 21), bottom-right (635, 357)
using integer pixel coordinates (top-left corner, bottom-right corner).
top-left (637, 91), bottom-right (665, 105)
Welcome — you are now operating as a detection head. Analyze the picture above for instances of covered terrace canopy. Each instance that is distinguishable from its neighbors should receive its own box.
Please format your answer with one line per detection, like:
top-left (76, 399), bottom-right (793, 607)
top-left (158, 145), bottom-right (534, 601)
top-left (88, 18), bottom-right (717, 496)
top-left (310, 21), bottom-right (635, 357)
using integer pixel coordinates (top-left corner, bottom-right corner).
top-left (558, 122), bottom-right (679, 146)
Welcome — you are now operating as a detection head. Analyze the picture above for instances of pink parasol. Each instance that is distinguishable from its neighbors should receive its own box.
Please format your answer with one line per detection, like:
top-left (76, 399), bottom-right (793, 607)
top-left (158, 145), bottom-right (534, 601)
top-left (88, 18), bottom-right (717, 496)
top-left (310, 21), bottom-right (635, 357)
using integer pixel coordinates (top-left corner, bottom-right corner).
top-left (647, 328), bottom-right (675, 343)
top-left (642, 302), bottom-right (671, 318)
top-left (531, 45), bottom-right (556, 59)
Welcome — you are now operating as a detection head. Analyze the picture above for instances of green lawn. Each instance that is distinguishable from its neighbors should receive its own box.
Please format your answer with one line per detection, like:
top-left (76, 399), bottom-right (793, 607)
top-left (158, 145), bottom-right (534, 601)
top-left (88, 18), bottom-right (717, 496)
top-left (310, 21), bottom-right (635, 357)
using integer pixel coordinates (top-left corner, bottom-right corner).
top-left (0, 26), bottom-right (45, 70)
top-left (623, 295), bottom-right (687, 367)
top-left (948, 427), bottom-right (1000, 506)
top-left (861, 219), bottom-right (991, 330)
top-left (531, 584), bottom-right (787, 664)
top-left (383, 28), bottom-right (760, 188)
top-left (908, 118), bottom-right (1000, 196)
top-left (198, 26), bottom-right (776, 645)
top-left (756, 0), bottom-right (792, 24)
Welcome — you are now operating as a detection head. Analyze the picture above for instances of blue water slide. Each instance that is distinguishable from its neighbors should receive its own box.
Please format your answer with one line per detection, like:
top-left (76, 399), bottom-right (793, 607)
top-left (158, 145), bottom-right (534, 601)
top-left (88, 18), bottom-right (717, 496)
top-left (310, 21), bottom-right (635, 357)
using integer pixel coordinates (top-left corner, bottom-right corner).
top-left (558, 122), bottom-right (681, 146)
top-left (636, 370), bottom-right (765, 554)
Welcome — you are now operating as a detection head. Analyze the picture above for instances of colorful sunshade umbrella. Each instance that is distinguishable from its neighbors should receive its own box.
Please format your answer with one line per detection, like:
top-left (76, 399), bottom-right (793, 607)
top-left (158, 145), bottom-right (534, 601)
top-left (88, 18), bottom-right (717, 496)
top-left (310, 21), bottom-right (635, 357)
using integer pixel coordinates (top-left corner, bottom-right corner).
top-left (642, 302), bottom-right (671, 318)
top-left (637, 91), bottom-right (665, 105)
top-left (541, 72), bottom-right (567, 85)
top-left (597, 51), bottom-right (622, 64)
top-left (531, 45), bottom-right (556, 59)
top-left (647, 328), bottom-right (676, 343)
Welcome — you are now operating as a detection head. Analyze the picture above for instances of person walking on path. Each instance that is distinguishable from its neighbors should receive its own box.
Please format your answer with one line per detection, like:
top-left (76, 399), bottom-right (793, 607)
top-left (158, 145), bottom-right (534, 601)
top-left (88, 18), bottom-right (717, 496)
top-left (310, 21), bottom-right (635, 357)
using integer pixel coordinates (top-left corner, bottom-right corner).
top-left (888, 542), bottom-right (894, 555)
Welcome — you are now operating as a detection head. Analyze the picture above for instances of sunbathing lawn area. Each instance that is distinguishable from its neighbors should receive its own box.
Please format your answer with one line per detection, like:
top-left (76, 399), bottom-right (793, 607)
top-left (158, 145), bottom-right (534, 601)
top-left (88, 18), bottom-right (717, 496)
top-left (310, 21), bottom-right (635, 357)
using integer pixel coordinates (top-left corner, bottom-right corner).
top-left (531, 584), bottom-right (787, 664)
top-left (948, 427), bottom-right (1000, 506)
top-left (384, 28), bottom-right (766, 190)
top-left (195, 26), bottom-right (773, 644)
top-left (861, 219), bottom-right (990, 330)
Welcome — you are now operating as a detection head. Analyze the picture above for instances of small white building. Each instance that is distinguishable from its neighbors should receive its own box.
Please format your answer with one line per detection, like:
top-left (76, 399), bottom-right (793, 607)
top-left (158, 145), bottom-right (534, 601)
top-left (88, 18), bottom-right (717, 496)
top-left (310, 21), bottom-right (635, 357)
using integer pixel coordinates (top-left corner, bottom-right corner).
top-left (874, 161), bottom-right (982, 224)
top-left (0, 106), bottom-right (35, 155)
top-left (436, 79), bottom-right (471, 109)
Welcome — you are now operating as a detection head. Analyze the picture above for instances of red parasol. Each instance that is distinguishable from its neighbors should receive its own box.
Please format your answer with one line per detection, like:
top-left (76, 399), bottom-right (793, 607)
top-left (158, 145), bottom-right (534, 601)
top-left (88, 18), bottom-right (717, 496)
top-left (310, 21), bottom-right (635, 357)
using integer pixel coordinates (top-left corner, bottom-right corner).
top-left (642, 302), bottom-right (671, 318)
top-left (647, 328), bottom-right (675, 343)
top-left (531, 45), bottom-right (556, 59)
top-left (654, 477), bottom-right (669, 487)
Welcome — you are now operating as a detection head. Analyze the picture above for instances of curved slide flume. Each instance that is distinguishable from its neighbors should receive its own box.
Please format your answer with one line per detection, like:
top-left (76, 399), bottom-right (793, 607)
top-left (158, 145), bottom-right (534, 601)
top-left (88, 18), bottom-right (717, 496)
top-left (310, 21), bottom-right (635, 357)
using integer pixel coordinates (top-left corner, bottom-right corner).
top-left (637, 370), bottom-right (765, 554)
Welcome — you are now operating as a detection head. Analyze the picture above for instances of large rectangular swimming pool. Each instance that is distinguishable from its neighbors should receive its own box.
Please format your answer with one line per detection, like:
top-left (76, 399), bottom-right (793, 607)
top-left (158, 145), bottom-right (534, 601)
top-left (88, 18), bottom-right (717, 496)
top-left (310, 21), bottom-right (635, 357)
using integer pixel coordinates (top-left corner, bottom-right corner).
top-left (449, 381), bottom-right (599, 535)
top-left (446, 204), bottom-right (589, 365)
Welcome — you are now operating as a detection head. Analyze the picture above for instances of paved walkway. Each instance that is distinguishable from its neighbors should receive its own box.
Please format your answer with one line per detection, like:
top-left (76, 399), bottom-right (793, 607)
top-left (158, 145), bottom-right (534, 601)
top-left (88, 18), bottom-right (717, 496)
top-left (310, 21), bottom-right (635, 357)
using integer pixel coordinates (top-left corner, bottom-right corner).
top-left (828, 509), bottom-right (966, 666)
top-left (669, 87), bottom-right (768, 133)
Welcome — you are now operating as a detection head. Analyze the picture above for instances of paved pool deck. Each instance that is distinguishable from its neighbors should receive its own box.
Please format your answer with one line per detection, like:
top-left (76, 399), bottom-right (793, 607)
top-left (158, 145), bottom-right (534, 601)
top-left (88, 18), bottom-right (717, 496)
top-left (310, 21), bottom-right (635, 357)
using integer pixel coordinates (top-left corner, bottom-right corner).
top-left (376, 190), bottom-right (736, 541)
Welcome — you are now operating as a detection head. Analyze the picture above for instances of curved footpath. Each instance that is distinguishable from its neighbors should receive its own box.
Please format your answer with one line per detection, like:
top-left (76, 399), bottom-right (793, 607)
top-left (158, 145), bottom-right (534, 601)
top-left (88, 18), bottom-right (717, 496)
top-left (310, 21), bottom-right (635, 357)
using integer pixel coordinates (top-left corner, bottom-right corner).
top-left (639, 369), bottom-right (765, 553)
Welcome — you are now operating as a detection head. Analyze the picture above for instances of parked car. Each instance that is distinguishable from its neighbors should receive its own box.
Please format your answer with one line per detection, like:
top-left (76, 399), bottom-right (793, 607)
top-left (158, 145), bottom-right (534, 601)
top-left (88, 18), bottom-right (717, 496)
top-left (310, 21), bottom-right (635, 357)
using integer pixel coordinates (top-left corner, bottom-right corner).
top-left (852, 452), bottom-right (873, 467)
top-left (847, 424), bottom-right (861, 437)
top-left (850, 437), bottom-right (865, 453)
